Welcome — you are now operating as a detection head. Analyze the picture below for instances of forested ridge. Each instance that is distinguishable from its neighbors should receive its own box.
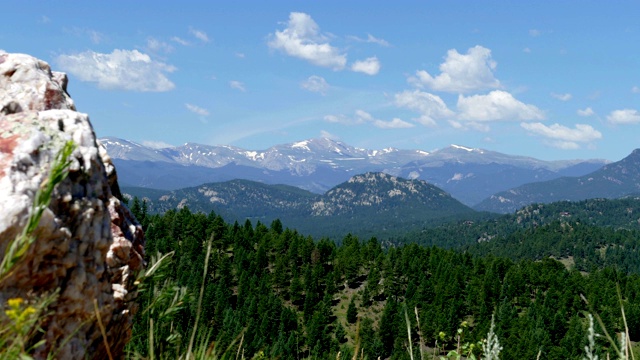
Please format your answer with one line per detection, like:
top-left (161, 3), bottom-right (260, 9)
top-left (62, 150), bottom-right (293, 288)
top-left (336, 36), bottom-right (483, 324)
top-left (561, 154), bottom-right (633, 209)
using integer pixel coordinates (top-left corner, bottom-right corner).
top-left (126, 198), bottom-right (640, 359)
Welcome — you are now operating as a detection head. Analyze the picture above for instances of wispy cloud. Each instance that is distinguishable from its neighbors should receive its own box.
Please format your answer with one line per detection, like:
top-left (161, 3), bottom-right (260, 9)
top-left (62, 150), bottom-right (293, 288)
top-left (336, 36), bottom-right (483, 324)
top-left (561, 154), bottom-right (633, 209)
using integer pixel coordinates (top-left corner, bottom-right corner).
top-left (409, 45), bottom-right (501, 93)
top-left (189, 27), bottom-right (210, 42)
top-left (301, 75), bottom-right (330, 95)
top-left (229, 80), bottom-right (246, 92)
top-left (632, 86), bottom-right (640, 93)
top-left (348, 33), bottom-right (390, 47)
top-left (39, 15), bottom-right (51, 24)
top-left (142, 140), bottom-right (174, 149)
top-left (324, 114), bottom-right (354, 125)
top-left (146, 37), bottom-right (174, 54)
top-left (64, 27), bottom-right (105, 44)
top-left (235, 52), bottom-right (245, 58)
top-left (521, 122), bottom-right (602, 149)
top-left (320, 130), bottom-right (340, 140)
top-left (351, 56), bottom-right (381, 75)
top-left (185, 103), bottom-right (210, 116)
top-left (268, 12), bottom-right (346, 69)
top-left (529, 29), bottom-right (542, 37)
top-left (56, 49), bottom-right (176, 92)
top-left (551, 92), bottom-right (572, 101)
top-left (171, 36), bottom-right (190, 46)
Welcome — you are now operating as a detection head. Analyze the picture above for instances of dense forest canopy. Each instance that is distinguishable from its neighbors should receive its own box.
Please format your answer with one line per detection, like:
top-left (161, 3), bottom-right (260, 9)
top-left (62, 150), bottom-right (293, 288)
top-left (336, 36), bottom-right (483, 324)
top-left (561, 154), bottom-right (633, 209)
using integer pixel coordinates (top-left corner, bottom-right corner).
top-left (126, 198), bottom-right (640, 359)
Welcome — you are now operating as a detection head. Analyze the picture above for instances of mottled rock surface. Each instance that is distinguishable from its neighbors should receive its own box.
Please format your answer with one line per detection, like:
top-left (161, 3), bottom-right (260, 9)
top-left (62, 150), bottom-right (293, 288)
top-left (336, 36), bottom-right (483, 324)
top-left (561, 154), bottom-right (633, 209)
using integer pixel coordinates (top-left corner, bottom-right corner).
top-left (0, 51), bottom-right (144, 358)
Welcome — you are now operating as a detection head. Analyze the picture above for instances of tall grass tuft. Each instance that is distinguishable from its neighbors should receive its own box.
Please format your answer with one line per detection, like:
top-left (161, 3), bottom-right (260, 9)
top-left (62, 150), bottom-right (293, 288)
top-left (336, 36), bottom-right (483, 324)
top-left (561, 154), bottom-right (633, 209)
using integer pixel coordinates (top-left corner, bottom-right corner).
top-left (583, 314), bottom-right (599, 360)
top-left (0, 140), bottom-right (75, 279)
top-left (0, 141), bottom-right (74, 359)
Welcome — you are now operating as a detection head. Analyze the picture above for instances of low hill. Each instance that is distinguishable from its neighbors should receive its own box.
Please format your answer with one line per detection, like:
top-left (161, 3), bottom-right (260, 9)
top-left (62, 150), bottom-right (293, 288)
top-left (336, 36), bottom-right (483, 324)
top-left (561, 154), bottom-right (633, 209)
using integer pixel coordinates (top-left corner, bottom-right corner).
top-left (124, 172), bottom-right (476, 239)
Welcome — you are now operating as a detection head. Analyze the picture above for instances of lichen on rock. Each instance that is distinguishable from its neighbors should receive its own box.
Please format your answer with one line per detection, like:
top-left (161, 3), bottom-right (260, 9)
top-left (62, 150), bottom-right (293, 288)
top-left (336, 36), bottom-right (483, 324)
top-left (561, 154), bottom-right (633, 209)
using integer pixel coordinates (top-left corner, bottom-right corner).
top-left (0, 51), bottom-right (144, 359)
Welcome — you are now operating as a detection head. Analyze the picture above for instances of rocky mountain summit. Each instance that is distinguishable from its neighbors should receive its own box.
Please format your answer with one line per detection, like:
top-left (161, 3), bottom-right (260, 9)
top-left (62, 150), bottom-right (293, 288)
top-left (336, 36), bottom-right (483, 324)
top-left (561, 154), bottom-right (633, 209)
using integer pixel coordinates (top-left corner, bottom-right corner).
top-left (126, 172), bottom-right (474, 239)
top-left (0, 52), bottom-right (144, 358)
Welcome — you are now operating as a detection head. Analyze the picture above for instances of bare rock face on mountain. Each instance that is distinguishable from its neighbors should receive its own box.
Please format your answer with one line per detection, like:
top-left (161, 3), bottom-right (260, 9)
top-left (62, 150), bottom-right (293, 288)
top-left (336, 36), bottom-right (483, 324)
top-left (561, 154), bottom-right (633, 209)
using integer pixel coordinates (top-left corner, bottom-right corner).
top-left (0, 52), bottom-right (144, 358)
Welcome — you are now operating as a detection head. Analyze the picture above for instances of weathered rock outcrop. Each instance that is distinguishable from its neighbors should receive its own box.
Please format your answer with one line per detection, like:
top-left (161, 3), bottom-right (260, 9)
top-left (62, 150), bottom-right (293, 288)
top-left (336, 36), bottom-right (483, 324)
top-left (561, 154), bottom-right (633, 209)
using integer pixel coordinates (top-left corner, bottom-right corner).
top-left (0, 52), bottom-right (144, 358)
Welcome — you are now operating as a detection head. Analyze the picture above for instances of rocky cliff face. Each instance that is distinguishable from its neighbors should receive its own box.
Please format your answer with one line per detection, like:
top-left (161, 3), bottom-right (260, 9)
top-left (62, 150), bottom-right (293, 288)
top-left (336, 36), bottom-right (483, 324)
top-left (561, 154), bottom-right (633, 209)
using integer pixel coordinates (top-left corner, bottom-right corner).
top-left (0, 52), bottom-right (144, 358)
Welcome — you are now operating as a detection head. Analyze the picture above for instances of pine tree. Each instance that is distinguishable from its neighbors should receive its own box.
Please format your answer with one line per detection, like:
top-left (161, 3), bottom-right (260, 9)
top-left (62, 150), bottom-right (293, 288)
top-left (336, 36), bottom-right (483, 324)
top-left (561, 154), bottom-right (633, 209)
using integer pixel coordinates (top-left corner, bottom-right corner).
top-left (346, 295), bottom-right (358, 324)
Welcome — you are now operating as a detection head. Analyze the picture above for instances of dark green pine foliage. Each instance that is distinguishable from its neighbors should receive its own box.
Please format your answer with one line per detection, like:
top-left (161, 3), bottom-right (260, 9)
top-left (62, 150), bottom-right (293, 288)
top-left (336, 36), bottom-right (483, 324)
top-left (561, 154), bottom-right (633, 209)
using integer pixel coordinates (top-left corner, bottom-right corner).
top-left (128, 202), bottom-right (640, 359)
top-left (346, 295), bottom-right (358, 324)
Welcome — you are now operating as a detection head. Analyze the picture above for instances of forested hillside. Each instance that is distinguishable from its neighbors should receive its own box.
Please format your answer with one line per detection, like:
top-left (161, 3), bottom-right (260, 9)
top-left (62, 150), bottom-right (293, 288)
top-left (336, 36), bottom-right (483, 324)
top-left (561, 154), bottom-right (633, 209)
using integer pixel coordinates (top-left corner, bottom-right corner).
top-left (126, 202), bottom-right (640, 359)
top-left (475, 149), bottom-right (640, 213)
top-left (124, 172), bottom-right (477, 240)
top-left (402, 196), bottom-right (640, 248)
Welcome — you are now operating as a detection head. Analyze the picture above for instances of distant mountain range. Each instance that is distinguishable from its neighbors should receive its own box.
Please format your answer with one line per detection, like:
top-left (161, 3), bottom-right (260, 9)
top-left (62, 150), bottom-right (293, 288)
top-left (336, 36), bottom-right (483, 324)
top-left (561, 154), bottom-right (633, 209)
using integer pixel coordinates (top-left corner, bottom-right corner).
top-left (119, 143), bottom-right (640, 238)
top-left (475, 149), bottom-right (640, 213)
top-left (123, 172), bottom-right (477, 240)
top-left (101, 137), bottom-right (607, 206)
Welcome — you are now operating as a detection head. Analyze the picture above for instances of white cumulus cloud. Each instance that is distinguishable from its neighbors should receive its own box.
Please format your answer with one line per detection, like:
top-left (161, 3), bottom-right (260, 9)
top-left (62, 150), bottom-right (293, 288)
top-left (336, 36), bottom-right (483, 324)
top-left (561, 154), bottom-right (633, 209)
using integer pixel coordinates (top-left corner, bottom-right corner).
top-left (229, 80), bottom-right (246, 92)
top-left (268, 12), bottom-right (347, 69)
top-left (56, 49), bottom-right (176, 92)
top-left (301, 75), bottom-right (330, 95)
top-left (410, 45), bottom-right (501, 93)
top-left (394, 90), bottom-right (454, 126)
top-left (324, 110), bottom-right (413, 129)
top-left (607, 109), bottom-right (640, 124)
top-left (185, 103), bottom-right (210, 116)
top-left (521, 122), bottom-right (602, 149)
top-left (457, 90), bottom-right (544, 122)
top-left (577, 107), bottom-right (595, 117)
top-left (351, 56), bottom-right (381, 75)
top-left (551, 92), bottom-right (572, 101)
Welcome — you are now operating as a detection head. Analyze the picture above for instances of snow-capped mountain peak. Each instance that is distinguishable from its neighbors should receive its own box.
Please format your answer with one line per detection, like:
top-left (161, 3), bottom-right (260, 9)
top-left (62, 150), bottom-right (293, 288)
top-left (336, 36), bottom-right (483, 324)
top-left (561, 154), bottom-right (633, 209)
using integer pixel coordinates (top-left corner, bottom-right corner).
top-left (102, 136), bottom-right (608, 205)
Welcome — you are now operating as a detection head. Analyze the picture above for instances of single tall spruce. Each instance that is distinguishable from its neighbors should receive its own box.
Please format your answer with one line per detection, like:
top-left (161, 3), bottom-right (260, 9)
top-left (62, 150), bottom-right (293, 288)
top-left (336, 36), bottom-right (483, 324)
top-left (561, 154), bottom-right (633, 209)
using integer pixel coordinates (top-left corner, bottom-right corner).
top-left (346, 295), bottom-right (358, 324)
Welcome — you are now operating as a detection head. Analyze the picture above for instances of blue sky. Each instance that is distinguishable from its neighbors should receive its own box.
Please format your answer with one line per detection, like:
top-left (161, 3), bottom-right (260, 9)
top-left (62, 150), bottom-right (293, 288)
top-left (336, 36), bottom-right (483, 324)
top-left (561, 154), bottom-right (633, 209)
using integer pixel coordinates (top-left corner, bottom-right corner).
top-left (2, 1), bottom-right (639, 161)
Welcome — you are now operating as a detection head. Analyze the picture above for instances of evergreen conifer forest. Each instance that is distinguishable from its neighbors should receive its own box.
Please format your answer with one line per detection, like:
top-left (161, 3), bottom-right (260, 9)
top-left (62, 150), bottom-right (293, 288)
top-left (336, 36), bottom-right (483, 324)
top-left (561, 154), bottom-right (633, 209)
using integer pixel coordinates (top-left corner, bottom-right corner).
top-left (126, 199), bottom-right (640, 359)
